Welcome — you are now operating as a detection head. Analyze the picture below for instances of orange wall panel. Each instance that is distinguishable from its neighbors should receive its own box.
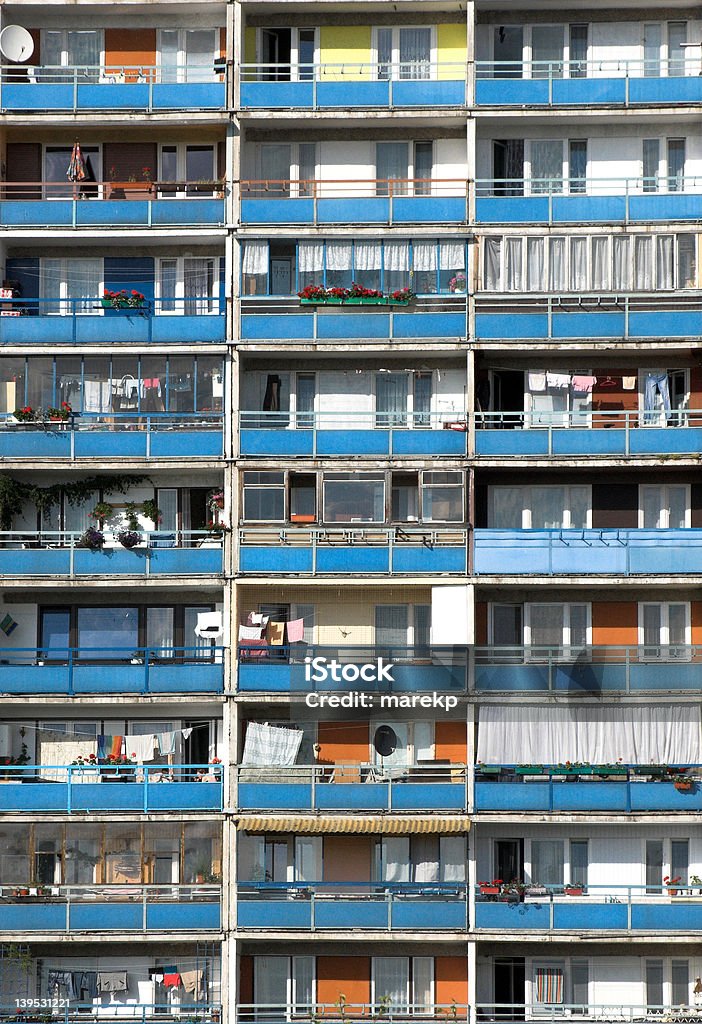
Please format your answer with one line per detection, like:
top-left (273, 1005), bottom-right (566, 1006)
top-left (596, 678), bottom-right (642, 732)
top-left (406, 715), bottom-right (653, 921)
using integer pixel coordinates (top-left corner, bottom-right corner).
top-left (220, 27), bottom-right (227, 58)
top-left (592, 602), bottom-right (637, 646)
top-left (317, 721), bottom-right (369, 766)
top-left (435, 721), bottom-right (467, 762)
top-left (435, 957), bottom-right (469, 1007)
top-left (317, 957), bottom-right (371, 1012)
top-left (323, 836), bottom-right (372, 882)
top-left (105, 28), bottom-right (157, 79)
top-left (692, 602), bottom-right (702, 644)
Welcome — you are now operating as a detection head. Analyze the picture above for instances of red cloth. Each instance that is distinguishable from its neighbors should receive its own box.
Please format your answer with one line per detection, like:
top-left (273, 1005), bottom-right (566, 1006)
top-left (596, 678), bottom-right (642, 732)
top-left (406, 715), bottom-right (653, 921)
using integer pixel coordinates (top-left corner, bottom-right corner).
top-left (163, 974), bottom-right (181, 988)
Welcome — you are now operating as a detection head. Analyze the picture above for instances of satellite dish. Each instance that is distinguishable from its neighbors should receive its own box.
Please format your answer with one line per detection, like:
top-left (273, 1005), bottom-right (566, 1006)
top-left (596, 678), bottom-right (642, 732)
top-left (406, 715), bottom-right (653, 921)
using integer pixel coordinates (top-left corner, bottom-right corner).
top-left (0, 26), bottom-right (34, 63)
top-left (373, 725), bottom-right (397, 757)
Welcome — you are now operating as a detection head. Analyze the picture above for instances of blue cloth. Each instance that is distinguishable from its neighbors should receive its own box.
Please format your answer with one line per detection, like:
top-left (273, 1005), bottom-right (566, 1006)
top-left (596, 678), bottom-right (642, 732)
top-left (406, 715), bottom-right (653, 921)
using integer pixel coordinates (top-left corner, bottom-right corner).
top-left (644, 372), bottom-right (671, 419)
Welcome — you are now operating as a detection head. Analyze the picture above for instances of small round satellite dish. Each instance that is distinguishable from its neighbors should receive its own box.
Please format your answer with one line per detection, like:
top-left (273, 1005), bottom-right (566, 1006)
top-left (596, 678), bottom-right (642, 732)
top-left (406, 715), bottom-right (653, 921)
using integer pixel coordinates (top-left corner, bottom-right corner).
top-left (373, 725), bottom-right (397, 758)
top-left (0, 26), bottom-right (34, 63)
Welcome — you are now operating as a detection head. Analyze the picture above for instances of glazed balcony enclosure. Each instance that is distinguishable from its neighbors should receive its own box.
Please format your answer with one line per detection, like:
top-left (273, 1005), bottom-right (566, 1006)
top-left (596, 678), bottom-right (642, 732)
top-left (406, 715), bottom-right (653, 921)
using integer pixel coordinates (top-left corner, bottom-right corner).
top-left (0, 884), bottom-right (221, 933)
top-left (240, 62), bottom-right (465, 109)
top-left (475, 59), bottom-right (702, 107)
top-left (474, 1006), bottom-right (702, 1023)
top-left (475, 764), bottom-right (702, 812)
top-left (475, 645), bottom-right (702, 693)
top-left (237, 1006), bottom-right (468, 1024)
top-left (474, 884), bottom-right (702, 933)
top-left (0, 1006), bottom-right (220, 1024)
top-left (237, 644), bottom-right (467, 693)
top-left (0, 183), bottom-right (225, 228)
top-left (0, 531), bottom-right (223, 577)
top-left (236, 764), bottom-right (468, 812)
top-left (240, 180), bottom-right (468, 226)
top-left (0, 764), bottom-right (223, 813)
top-left (475, 177), bottom-right (701, 225)
top-left (237, 882), bottom-right (467, 931)
top-left (473, 529), bottom-right (702, 576)
top-left (1, 64), bottom-right (226, 112)
top-left (474, 295), bottom-right (702, 342)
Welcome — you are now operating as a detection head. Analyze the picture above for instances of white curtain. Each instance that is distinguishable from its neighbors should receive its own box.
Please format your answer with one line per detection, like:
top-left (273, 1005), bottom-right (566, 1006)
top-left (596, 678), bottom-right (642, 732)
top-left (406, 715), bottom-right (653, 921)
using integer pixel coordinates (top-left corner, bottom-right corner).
top-left (635, 236), bottom-right (653, 289)
top-left (242, 241), bottom-right (269, 276)
top-left (326, 241), bottom-right (353, 271)
top-left (484, 238), bottom-right (501, 290)
top-left (569, 237), bottom-right (588, 289)
top-left (254, 957), bottom-right (288, 1007)
top-left (294, 837), bottom-right (321, 881)
top-left (381, 837), bottom-right (410, 882)
top-left (656, 235), bottom-right (674, 289)
top-left (531, 141), bottom-right (562, 193)
top-left (355, 241), bottom-right (382, 271)
top-left (241, 722), bottom-right (303, 766)
top-left (412, 835), bottom-right (439, 882)
top-left (399, 27), bottom-right (431, 79)
top-left (505, 238), bottom-right (523, 290)
top-left (413, 241), bottom-right (437, 272)
top-left (440, 836), bottom-right (466, 882)
top-left (548, 237), bottom-right (566, 291)
top-left (591, 237), bottom-right (609, 290)
top-left (527, 238), bottom-right (545, 291)
top-left (613, 236), bottom-right (631, 290)
top-left (184, 257), bottom-right (214, 314)
top-left (439, 241), bottom-right (465, 270)
top-left (477, 705), bottom-right (702, 764)
top-left (374, 959), bottom-right (409, 1011)
top-left (490, 486), bottom-right (523, 528)
top-left (384, 241), bottom-right (410, 272)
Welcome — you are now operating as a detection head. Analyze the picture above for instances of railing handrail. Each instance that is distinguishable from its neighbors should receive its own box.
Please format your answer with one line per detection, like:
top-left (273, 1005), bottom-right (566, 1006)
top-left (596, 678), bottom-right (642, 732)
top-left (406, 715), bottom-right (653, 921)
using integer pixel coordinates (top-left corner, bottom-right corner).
top-left (1, 882), bottom-right (221, 895)
top-left (475, 761), bottom-right (699, 769)
top-left (0, 762), bottom-right (223, 773)
top-left (476, 882), bottom-right (699, 895)
top-left (239, 409), bottom-right (466, 426)
top-left (236, 1003), bottom-right (468, 1019)
top-left (477, 56), bottom-right (692, 74)
top-left (239, 880), bottom-right (467, 891)
top-left (476, 173), bottom-right (699, 194)
top-left (235, 762), bottom-right (466, 772)
top-left (1, 180), bottom-right (225, 196)
top-left (477, 642), bottom-right (702, 658)
top-left (241, 59), bottom-right (465, 75)
top-left (237, 642), bottom-right (465, 656)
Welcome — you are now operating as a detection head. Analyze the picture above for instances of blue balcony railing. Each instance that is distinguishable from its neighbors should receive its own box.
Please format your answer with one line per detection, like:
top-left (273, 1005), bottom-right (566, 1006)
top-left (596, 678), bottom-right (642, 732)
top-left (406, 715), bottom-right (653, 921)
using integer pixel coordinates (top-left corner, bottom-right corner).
top-left (236, 764), bottom-right (468, 811)
top-left (0, 1005), bottom-right (221, 1024)
top-left (237, 644), bottom-right (468, 693)
top-left (240, 179), bottom-right (468, 225)
top-left (474, 884), bottom-right (702, 932)
top-left (475, 764), bottom-right (702, 812)
top-left (0, 531), bottom-right (223, 577)
top-left (238, 526), bottom-right (467, 575)
top-left (476, 409), bottom-right (702, 457)
top-left (1, 297), bottom-right (225, 344)
top-left (239, 410), bottom-right (467, 457)
top-left (237, 882), bottom-right (468, 930)
top-left (1, 182), bottom-right (225, 227)
top-left (474, 529), bottom-right (702, 576)
top-left (0, 884), bottom-right (221, 933)
top-left (476, 176), bottom-right (701, 225)
top-left (475, 644), bottom-right (702, 693)
top-left (1, 63), bottom-right (226, 111)
top-left (475, 294), bottom-right (702, 341)
top-left (0, 763), bottom-right (223, 812)
top-left (237, 1004), bottom-right (468, 1024)
top-left (0, 646), bottom-right (224, 694)
top-left (475, 1005), bottom-right (696, 1024)
top-left (240, 62), bottom-right (466, 109)
top-left (0, 413), bottom-right (223, 459)
top-left (475, 58), bottom-right (702, 106)
top-left (240, 303), bottom-right (466, 343)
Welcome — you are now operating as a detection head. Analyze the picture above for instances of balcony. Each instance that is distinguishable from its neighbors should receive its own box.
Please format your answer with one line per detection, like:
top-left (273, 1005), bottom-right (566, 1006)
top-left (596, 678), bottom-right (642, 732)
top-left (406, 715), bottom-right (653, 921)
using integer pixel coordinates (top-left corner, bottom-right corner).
top-left (0, 1006), bottom-right (221, 1024)
top-left (240, 63), bottom-right (465, 110)
top-left (474, 294), bottom-right (702, 342)
top-left (475, 645), bottom-right (702, 693)
top-left (236, 764), bottom-right (468, 812)
top-left (0, 414), bottom-right (223, 459)
top-left (240, 298), bottom-right (466, 345)
top-left (0, 763), bottom-right (223, 812)
top-left (475, 177), bottom-right (701, 225)
top-left (0, 183), bottom-right (225, 228)
top-left (475, 59), bottom-right (702, 107)
top-left (475, 409), bottom-right (702, 458)
top-left (239, 411), bottom-right (467, 458)
top-left (474, 884), bottom-right (702, 933)
top-left (0, 884), bottom-right (221, 933)
top-left (236, 882), bottom-right (467, 930)
top-left (475, 764), bottom-right (702, 812)
top-left (475, 1006), bottom-right (700, 1023)
top-left (1, 298), bottom-right (226, 344)
top-left (473, 529), bottom-right (702, 576)
top-left (1, 64), bottom-right (226, 112)
top-left (0, 646), bottom-right (224, 695)
top-left (238, 526), bottom-right (467, 575)
top-left (237, 644), bottom-right (468, 693)
top-left (240, 180), bottom-right (468, 226)
top-left (0, 531), bottom-right (223, 577)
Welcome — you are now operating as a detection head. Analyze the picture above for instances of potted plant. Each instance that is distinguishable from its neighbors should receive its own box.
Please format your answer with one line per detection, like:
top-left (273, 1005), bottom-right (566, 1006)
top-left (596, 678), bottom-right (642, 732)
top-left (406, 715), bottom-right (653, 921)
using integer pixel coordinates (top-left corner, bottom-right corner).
top-left (77, 526), bottom-right (105, 550)
top-left (479, 878), bottom-right (502, 896)
top-left (389, 287), bottom-right (414, 304)
top-left (516, 764), bottom-right (545, 775)
top-left (90, 501), bottom-right (114, 527)
top-left (664, 875), bottom-right (681, 896)
top-left (449, 272), bottom-right (467, 293)
top-left (207, 520), bottom-right (230, 536)
top-left (46, 402), bottom-right (72, 421)
top-left (674, 778), bottom-right (693, 792)
top-left (117, 501), bottom-right (142, 548)
top-left (564, 882), bottom-right (584, 896)
top-left (117, 529), bottom-right (141, 549)
top-left (13, 405), bottom-right (37, 423)
top-left (101, 289), bottom-right (147, 310)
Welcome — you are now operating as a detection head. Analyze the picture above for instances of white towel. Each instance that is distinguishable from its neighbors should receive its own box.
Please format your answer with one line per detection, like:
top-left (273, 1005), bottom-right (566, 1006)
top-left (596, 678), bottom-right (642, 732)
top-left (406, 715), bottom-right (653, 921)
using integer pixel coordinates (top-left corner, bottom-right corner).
top-left (547, 372), bottom-right (571, 389)
top-left (239, 624), bottom-right (263, 641)
top-left (622, 376), bottom-right (636, 391)
top-left (528, 372), bottom-right (546, 393)
top-left (125, 734), bottom-right (156, 763)
top-left (157, 731), bottom-right (177, 756)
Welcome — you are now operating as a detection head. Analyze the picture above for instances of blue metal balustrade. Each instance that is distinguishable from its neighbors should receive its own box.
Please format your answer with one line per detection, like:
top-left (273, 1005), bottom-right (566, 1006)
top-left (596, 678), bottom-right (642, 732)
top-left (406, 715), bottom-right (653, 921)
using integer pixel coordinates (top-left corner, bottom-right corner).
top-left (0, 646), bottom-right (224, 694)
top-left (240, 307), bottom-right (466, 343)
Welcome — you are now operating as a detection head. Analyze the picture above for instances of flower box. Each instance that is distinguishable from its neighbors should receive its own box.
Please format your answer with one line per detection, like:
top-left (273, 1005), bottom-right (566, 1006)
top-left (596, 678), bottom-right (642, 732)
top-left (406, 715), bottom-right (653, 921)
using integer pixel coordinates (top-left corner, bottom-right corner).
top-left (299, 297), bottom-right (410, 306)
top-left (564, 886), bottom-right (584, 896)
top-left (101, 299), bottom-right (147, 310)
top-left (594, 766), bottom-right (628, 776)
top-left (515, 767), bottom-right (545, 775)
top-left (674, 780), bottom-right (693, 792)
top-left (479, 885), bottom-right (500, 895)
top-left (478, 765), bottom-right (501, 775)
top-left (553, 767), bottom-right (591, 776)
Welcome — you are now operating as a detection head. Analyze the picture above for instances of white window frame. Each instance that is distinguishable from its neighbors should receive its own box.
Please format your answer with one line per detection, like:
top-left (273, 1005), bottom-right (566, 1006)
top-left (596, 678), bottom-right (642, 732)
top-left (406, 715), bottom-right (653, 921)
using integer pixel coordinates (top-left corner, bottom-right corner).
top-left (371, 26), bottom-right (437, 79)
top-left (642, 22), bottom-right (688, 77)
top-left (157, 143), bottom-right (217, 195)
top-left (369, 720), bottom-right (434, 766)
top-left (524, 602), bottom-right (591, 659)
top-left (40, 29), bottom-right (105, 69)
top-left (488, 485), bottom-right (592, 529)
top-left (155, 255), bottom-right (220, 315)
top-left (638, 602), bottom-right (691, 657)
top-left (640, 137), bottom-right (687, 193)
top-left (255, 142), bottom-right (317, 198)
top-left (156, 28), bottom-right (219, 82)
top-left (492, 25), bottom-right (586, 79)
top-left (39, 257), bottom-right (104, 316)
top-left (256, 27), bottom-right (318, 80)
top-left (638, 483), bottom-right (691, 529)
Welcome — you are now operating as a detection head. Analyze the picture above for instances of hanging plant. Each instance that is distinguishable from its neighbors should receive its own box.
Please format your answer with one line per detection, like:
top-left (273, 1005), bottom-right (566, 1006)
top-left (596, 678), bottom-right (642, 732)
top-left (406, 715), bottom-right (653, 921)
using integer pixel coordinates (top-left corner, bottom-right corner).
top-left (77, 527), bottom-right (105, 550)
top-left (141, 498), bottom-right (162, 525)
top-left (123, 501), bottom-right (140, 531)
top-left (117, 530), bottom-right (141, 549)
top-left (90, 501), bottom-right (115, 524)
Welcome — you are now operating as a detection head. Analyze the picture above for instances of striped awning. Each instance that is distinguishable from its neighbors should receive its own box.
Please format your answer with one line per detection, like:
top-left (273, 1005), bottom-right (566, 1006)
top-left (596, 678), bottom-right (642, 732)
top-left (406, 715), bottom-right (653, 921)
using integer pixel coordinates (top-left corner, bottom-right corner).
top-left (236, 815), bottom-right (470, 834)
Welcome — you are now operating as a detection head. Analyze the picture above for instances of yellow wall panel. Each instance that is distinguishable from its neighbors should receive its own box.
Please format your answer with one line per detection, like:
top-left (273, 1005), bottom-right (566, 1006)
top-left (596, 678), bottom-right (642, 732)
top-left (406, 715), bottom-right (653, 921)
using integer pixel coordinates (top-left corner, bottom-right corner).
top-left (319, 26), bottom-right (372, 80)
top-left (244, 27), bottom-right (257, 65)
top-left (437, 23), bottom-right (467, 79)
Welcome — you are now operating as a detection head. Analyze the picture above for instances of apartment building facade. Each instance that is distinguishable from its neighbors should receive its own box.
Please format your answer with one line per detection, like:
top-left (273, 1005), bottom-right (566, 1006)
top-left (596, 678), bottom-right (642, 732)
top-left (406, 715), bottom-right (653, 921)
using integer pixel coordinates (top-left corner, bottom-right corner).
top-left (0, 0), bottom-right (700, 1022)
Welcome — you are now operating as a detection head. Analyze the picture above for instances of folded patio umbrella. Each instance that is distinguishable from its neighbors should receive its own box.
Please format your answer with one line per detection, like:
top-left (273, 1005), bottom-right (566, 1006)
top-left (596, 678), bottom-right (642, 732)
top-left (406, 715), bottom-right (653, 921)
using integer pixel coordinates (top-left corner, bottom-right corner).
top-left (67, 141), bottom-right (87, 182)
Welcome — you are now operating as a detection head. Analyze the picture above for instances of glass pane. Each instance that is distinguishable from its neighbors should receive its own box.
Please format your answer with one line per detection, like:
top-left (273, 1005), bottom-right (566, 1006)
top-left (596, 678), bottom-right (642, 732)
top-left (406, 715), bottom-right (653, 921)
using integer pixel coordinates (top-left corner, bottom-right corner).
top-left (185, 29), bottom-right (215, 82)
top-left (569, 606), bottom-right (588, 648)
top-left (530, 839), bottom-right (564, 885)
top-left (376, 143), bottom-right (409, 196)
top-left (412, 958), bottom-right (433, 1011)
top-left (668, 22), bottom-right (687, 77)
top-left (571, 962), bottom-right (589, 1011)
top-left (323, 477), bottom-right (385, 522)
top-left (41, 609), bottom-right (71, 655)
top-left (668, 139), bottom-right (685, 192)
top-left (293, 956), bottom-right (314, 1011)
top-left (160, 30), bottom-right (179, 83)
top-left (186, 145), bottom-right (215, 184)
top-left (531, 25), bottom-right (563, 79)
top-left (413, 373), bottom-right (432, 425)
top-left (643, 139), bottom-right (660, 192)
top-left (570, 840), bottom-right (588, 885)
top-left (644, 24), bottom-right (662, 77)
top-left (645, 840), bottom-right (663, 892)
top-left (67, 31), bottom-right (100, 79)
top-left (76, 607), bottom-right (138, 656)
top-left (493, 26), bottom-right (523, 78)
top-left (491, 487), bottom-right (523, 529)
top-left (531, 487), bottom-right (565, 529)
top-left (146, 608), bottom-right (175, 652)
top-left (672, 961), bottom-right (689, 1006)
top-left (298, 31), bottom-right (315, 81)
top-left (492, 605), bottom-right (522, 647)
top-left (569, 487), bottom-right (589, 528)
top-left (677, 234), bottom-right (696, 288)
top-left (161, 146), bottom-right (178, 182)
top-left (159, 259), bottom-right (178, 312)
top-left (156, 488), bottom-right (178, 531)
top-left (668, 486), bottom-right (688, 528)
top-left (243, 484), bottom-right (285, 522)
top-left (569, 140), bottom-right (587, 194)
top-left (646, 961), bottom-right (663, 1011)
top-left (569, 25), bottom-right (588, 78)
top-left (530, 605), bottom-right (563, 648)
top-left (375, 605), bottom-right (409, 647)
top-left (643, 605), bottom-right (662, 646)
top-left (530, 141), bottom-right (562, 193)
top-left (672, 839), bottom-right (689, 885)
top-left (669, 604), bottom-right (687, 646)
top-left (377, 28), bottom-right (392, 80)
top-left (377, 373), bottom-right (407, 427)
top-left (373, 958), bottom-right (409, 1012)
top-left (399, 28), bottom-right (431, 80)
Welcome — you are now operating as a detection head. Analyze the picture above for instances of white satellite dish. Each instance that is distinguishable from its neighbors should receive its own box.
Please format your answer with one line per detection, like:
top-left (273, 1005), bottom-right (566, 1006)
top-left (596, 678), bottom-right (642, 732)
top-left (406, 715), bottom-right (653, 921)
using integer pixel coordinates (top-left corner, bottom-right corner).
top-left (0, 25), bottom-right (34, 63)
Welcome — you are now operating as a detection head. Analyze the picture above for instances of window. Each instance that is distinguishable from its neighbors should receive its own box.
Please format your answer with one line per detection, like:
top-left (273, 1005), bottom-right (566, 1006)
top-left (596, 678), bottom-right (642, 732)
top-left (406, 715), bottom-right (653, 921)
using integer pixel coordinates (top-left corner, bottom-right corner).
top-left (643, 138), bottom-right (660, 192)
top-left (569, 26), bottom-right (588, 78)
top-left (640, 603), bottom-right (689, 659)
top-left (392, 473), bottom-right (419, 521)
top-left (159, 144), bottom-right (217, 195)
top-left (531, 25), bottom-right (564, 79)
top-left (372, 958), bottom-right (432, 1012)
top-left (672, 961), bottom-right (690, 1006)
top-left (375, 27), bottom-right (433, 80)
top-left (571, 961), bottom-right (589, 1012)
top-left (643, 22), bottom-right (687, 78)
top-left (257, 28), bottom-right (316, 82)
top-left (569, 140), bottom-right (587, 194)
top-left (530, 840), bottom-right (564, 886)
top-left (525, 603), bottom-right (589, 656)
top-left (157, 256), bottom-right (219, 314)
top-left (42, 30), bottom-right (102, 81)
top-left (569, 840), bottom-right (588, 887)
top-left (375, 605), bottom-right (430, 648)
top-left (323, 474), bottom-right (385, 523)
top-left (421, 472), bottom-right (464, 522)
top-left (158, 29), bottom-right (219, 83)
top-left (640, 485), bottom-right (689, 529)
top-left (243, 472), bottom-right (286, 522)
top-left (76, 607), bottom-right (139, 656)
top-left (489, 486), bottom-right (590, 529)
top-left (375, 372), bottom-right (432, 428)
top-left (533, 964), bottom-right (564, 1005)
top-left (253, 956), bottom-right (315, 1013)
top-left (642, 138), bottom-right (686, 193)
top-left (253, 143), bottom-right (316, 197)
top-left (529, 140), bottom-right (563, 194)
top-left (671, 839), bottom-right (689, 886)
top-left (646, 960), bottom-right (664, 1010)
top-left (39, 258), bottom-right (102, 315)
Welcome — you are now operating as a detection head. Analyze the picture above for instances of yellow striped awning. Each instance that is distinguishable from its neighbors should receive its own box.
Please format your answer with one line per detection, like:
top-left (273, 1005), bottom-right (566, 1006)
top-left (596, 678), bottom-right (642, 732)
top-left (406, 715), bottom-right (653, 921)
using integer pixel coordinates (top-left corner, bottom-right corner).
top-left (236, 815), bottom-right (470, 834)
